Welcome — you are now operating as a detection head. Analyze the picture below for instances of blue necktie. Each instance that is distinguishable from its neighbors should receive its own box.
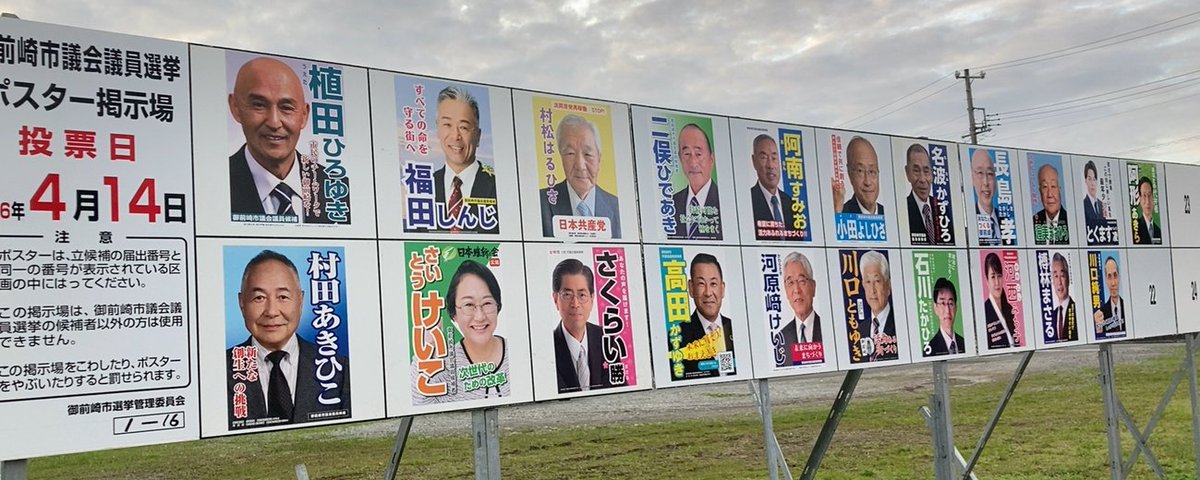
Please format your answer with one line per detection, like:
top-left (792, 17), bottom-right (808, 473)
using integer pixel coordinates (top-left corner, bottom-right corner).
top-left (770, 195), bottom-right (783, 223)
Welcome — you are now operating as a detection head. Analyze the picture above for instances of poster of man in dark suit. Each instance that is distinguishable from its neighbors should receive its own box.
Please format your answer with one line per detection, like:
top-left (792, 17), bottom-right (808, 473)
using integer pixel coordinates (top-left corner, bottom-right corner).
top-left (1094, 256), bottom-right (1127, 337)
top-left (833, 136), bottom-right (885, 216)
top-left (924, 278), bottom-right (965, 355)
top-left (671, 124), bottom-right (723, 240)
top-left (904, 143), bottom-right (941, 244)
top-left (778, 251), bottom-right (821, 366)
top-left (676, 254), bottom-right (736, 378)
top-left (226, 250), bottom-right (350, 429)
top-left (227, 56), bottom-right (347, 224)
top-left (1133, 176), bottom-right (1161, 244)
top-left (430, 86), bottom-right (497, 233)
top-left (749, 134), bottom-right (795, 239)
top-left (1032, 163), bottom-right (1069, 245)
top-left (551, 258), bottom-right (615, 393)
top-left (539, 115), bottom-right (622, 238)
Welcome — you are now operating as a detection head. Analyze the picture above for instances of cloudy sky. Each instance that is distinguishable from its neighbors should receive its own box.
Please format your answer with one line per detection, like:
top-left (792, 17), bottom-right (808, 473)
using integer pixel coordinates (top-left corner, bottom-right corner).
top-left (5, 0), bottom-right (1197, 163)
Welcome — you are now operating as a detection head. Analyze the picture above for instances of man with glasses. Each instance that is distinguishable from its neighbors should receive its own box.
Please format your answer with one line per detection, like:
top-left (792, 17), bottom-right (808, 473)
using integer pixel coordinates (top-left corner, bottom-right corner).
top-left (550, 258), bottom-right (613, 393)
top-left (778, 252), bottom-right (821, 367)
top-left (833, 136), bottom-right (884, 215)
top-left (1050, 253), bottom-right (1077, 342)
top-left (924, 278), bottom-right (964, 356)
top-left (971, 149), bottom-right (1001, 244)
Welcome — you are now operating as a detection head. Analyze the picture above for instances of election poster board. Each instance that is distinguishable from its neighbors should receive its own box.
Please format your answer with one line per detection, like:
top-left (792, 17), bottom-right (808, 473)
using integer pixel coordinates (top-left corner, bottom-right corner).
top-left (891, 137), bottom-right (965, 248)
top-left (727, 119), bottom-right (823, 244)
top-left (524, 244), bottom-right (652, 400)
top-left (827, 248), bottom-right (911, 370)
top-left (740, 248), bottom-right (839, 378)
top-left (1127, 249), bottom-right (1177, 339)
top-left (901, 250), bottom-right (975, 362)
top-left (195, 239), bottom-right (384, 437)
top-left (369, 71), bottom-right (521, 240)
top-left (1126, 160), bottom-right (1169, 247)
top-left (513, 91), bottom-right (636, 241)
top-left (189, 46), bottom-right (376, 239)
top-left (815, 130), bottom-right (900, 247)
top-left (1023, 150), bottom-right (1076, 247)
top-left (1030, 249), bottom-right (1087, 349)
top-left (0, 19), bottom-right (200, 460)
top-left (1074, 155), bottom-right (1128, 247)
top-left (970, 249), bottom-right (1034, 355)
top-left (961, 145), bottom-right (1025, 247)
top-left (1171, 248), bottom-right (1200, 334)
top-left (631, 107), bottom-right (739, 244)
top-left (378, 241), bottom-right (533, 415)
top-left (1084, 249), bottom-right (1133, 343)
top-left (1164, 163), bottom-right (1200, 247)
top-left (642, 246), bottom-right (751, 386)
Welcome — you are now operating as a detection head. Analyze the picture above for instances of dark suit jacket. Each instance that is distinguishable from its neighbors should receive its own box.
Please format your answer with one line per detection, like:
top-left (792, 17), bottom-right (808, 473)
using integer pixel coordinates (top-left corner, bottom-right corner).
top-left (907, 192), bottom-right (940, 244)
top-left (553, 322), bottom-right (615, 393)
top-left (778, 313), bottom-right (821, 367)
top-left (1135, 215), bottom-right (1160, 244)
top-left (983, 298), bottom-right (1017, 349)
top-left (842, 197), bottom-right (885, 215)
top-left (1033, 208), bottom-right (1070, 244)
top-left (750, 184), bottom-right (796, 238)
top-left (1053, 299), bottom-right (1078, 342)
top-left (676, 311), bottom-right (736, 378)
top-left (432, 164), bottom-right (498, 233)
top-left (1099, 297), bottom-right (1127, 334)
top-left (925, 330), bottom-right (965, 356)
top-left (1084, 196), bottom-right (1105, 226)
top-left (539, 181), bottom-right (622, 238)
top-left (229, 146), bottom-right (347, 224)
top-left (226, 336), bottom-right (351, 429)
top-left (672, 183), bottom-right (723, 240)
top-left (857, 308), bottom-right (897, 361)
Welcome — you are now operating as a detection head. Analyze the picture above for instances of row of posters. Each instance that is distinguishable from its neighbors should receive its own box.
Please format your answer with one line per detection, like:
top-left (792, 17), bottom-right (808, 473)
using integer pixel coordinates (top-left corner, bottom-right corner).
top-left (4, 18), bottom-right (1200, 461)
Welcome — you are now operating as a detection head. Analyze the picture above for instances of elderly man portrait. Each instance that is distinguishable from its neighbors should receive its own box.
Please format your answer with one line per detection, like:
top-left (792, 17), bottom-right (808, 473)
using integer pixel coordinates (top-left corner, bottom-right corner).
top-left (539, 114), bottom-right (622, 238)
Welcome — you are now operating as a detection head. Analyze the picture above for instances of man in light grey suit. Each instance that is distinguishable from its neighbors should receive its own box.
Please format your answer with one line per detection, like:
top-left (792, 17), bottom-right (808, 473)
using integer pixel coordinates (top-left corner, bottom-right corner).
top-left (539, 114), bottom-right (622, 238)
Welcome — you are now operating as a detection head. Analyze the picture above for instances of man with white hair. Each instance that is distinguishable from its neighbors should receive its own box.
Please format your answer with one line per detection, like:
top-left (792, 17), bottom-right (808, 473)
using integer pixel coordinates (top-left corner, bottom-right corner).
top-left (859, 250), bottom-right (896, 361)
top-left (778, 251), bottom-right (821, 367)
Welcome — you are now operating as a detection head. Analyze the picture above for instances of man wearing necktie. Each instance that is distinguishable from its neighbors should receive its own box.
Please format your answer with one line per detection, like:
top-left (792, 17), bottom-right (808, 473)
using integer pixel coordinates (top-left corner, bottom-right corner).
top-left (832, 136), bottom-right (885, 216)
top-left (430, 86), bottom-right (498, 233)
top-left (1133, 176), bottom-right (1161, 245)
top-left (1082, 161), bottom-right (1107, 229)
top-left (551, 259), bottom-right (615, 393)
top-left (748, 134), bottom-right (796, 240)
top-left (538, 114), bottom-right (622, 238)
top-left (859, 251), bottom-right (897, 362)
top-left (970, 149), bottom-right (1001, 244)
top-left (1095, 256), bottom-right (1127, 337)
top-left (1049, 253), bottom-right (1078, 343)
top-left (671, 124), bottom-right (723, 240)
top-left (1032, 164), bottom-right (1069, 245)
top-left (924, 278), bottom-right (965, 356)
top-left (677, 254), bottom-right (736, 377)
top-left (777, 252), bottom-right (821, 367)
top-left (904, 143), bottom-right (941, 245)
top-left (227, 57), bottom-right (345, 224)
top-left (226, 250), bottom-right (350, 429)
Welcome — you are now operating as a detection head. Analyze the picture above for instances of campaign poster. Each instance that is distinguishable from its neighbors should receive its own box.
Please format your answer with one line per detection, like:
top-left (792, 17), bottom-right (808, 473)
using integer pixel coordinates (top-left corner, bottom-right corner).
top-left (816, 130), bottom-right (899, 246)
top-left (1165, 163), bottom-right (1200, 247)
top-left (643, 246), bottom-right (751, 386)
top-left (1127, 249), bottom-right (1176, 339)
top-left (1027, 152), bottom-right (1072, 245)
top-left (741, 248), bottom-right (838, 378)
top-left (962, 146), bottom-right (1021, 247)
top-left (729, 119), bottom-right (820, 243)
top-left (1032, 249), bottom-right (1085, 349)
top-left (513, 92), bottom-right (636, 241)
top-left (1076, 156), bottom-right (1123, 247)
top-left (190, 46), bottom-right (376, 238)
top-left (631, 107), bottom-right (739, 244)
top-left (1171, 248), bottom-right (1200, 334)
top-left (973, 249), bottom-right (1029, 354)
top-left (905, 250), bottom-right (973, 360)
top-left (828, 249), bottom-right (910, 369)
top-left (1127, 161), bottom-right (1165, 246)
top-left (893, 138), bottom-right (961, 247)
top-left (0, 18), bottom-right (199, 459)
top-left (1086, 250), bottom-right (1131, 342)
top-left (369, 72), bottom-right (521, 240)
top-left (524, 244), bottom-right (651, 401)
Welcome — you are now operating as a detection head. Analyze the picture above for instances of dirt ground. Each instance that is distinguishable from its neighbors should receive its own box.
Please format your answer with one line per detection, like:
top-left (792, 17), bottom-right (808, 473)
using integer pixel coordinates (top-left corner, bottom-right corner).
top-left (329, 341), bottom-right (1178, 439)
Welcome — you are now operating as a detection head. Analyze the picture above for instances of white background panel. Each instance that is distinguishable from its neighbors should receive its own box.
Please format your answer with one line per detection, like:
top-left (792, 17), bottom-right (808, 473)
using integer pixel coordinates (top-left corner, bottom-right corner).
top-left (1127, 249), bottom-right (1176, 339)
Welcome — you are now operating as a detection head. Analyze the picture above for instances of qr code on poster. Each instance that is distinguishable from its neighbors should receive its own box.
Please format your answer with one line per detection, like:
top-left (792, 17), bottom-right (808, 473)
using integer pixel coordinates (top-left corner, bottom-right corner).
top-left (716, 352), bottom-right (735, 373)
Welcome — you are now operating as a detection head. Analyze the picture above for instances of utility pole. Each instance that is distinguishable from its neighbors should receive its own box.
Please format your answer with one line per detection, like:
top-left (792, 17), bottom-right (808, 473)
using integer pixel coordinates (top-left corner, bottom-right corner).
top-left (956, 69), bottom-right (986, 144)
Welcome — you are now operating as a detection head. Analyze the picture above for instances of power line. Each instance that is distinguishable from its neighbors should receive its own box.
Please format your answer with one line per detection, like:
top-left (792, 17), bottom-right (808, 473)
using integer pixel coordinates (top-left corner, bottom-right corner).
top-left (973, 9), bottom-right (1200, 71)
top-left (996, 67), bottom-right (1200, 116)
top-left (998, 78), bottom-right (1200, 125)
top-left (855, 81), bottom-right (959, 128)
top-left (837, 73), bottom-right (953, 128)
top-left (989, 89), bottom-right (1200, 143)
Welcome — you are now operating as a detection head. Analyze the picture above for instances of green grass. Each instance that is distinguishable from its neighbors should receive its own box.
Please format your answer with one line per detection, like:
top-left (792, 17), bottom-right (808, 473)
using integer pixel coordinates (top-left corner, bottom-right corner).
top-left (29, 346), bottom-right (1200, 479)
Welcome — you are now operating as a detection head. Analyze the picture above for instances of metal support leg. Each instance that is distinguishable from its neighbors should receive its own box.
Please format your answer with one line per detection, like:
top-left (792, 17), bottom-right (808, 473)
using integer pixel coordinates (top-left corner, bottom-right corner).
top-left (961, 350), bottom-right (1033, 479)
top-left (1115, 336), bottom-right (1200, 478)
top-left (384, 416), bottom-right (415, 480)
top-left (1098, 343), bottom-right (1123, 480)
top-left (0, 459), bottom-right (27, 480)
top-left (919, 407), bottom-right (978, 480)
top-left (472, 408), bottom-right (501, 480)
top-left (1188, 333), bottom-right (1200, 480)
top-left (800, 369), bottom-right (862, 480)
top-left (759, 379), bottom-right (780, 480)
top-left (930, 361), bottom-right (957, 480)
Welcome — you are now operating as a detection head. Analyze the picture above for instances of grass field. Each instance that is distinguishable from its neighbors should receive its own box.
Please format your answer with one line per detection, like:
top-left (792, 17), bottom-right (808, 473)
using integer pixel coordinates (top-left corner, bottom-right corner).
top-left (28, 345), bottom-right (1200, 479)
